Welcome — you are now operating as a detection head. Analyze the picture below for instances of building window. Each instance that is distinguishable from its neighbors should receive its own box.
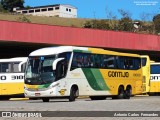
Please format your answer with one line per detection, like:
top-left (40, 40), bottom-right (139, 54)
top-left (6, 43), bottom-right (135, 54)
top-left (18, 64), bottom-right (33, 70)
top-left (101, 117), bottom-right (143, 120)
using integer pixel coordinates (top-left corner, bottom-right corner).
top-left (29, 10), bottom-right (34, 13)
top-left (48, 8), bottom-right (53, 11)
top-left (69, 9), bottom-right (71, 12)
top-left (66, 8), bottom-right (68, 11)
top-left (41, 8), bottom-right (47, 12)
top-left (35, 9), bottom-right (40, 12)
top-left (55, 7), bottom-right (59, 10)
top-left (22, 10), bottom-right (28, 13)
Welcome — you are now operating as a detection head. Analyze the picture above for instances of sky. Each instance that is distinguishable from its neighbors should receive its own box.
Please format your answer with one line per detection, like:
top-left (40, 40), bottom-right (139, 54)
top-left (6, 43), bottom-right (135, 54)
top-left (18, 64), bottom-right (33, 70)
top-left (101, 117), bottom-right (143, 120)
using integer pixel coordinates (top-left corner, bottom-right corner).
top-left (24, 0), bottom-right (160, 20)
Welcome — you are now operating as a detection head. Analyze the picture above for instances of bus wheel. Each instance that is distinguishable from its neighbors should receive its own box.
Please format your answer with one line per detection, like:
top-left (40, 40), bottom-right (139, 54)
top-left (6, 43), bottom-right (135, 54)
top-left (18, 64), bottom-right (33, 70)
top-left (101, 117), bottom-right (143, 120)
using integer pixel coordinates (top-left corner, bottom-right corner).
top-left (117, 86), bottom-right (124, 99)
top-left (69, 86), bottom-right (78, 102)
top-left (124, 88), bottom-right (132, 99)
top-left (42, 98), bottom-right (49, 102)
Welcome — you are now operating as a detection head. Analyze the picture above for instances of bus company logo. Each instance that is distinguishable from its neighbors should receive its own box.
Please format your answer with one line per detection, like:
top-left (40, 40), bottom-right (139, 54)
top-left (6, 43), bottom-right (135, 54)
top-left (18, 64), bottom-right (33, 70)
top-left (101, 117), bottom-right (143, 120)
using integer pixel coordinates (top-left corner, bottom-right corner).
top-left (59, 89), bottom-right (66, 95)
top-left (108, 71), bottom-right (129, 78)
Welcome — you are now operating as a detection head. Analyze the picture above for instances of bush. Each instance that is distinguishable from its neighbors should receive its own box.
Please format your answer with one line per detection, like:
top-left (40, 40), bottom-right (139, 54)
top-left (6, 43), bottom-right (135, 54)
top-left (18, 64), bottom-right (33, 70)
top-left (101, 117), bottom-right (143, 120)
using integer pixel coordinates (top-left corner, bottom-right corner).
top-left (118, 17), bottom-right (134, 32)
top-left (83, 20), bottom-right (111, 30)
top-left (17, 15), bottom-right (31, 23)
top-left (153, 14), bottom-right (160, 34)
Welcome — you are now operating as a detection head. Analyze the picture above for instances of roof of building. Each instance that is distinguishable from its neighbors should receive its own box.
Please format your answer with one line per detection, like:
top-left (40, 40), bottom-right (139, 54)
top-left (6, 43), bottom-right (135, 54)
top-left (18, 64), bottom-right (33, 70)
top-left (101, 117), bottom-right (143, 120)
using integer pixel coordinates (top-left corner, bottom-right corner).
top-left (17, 4), bottom-right (77, 11)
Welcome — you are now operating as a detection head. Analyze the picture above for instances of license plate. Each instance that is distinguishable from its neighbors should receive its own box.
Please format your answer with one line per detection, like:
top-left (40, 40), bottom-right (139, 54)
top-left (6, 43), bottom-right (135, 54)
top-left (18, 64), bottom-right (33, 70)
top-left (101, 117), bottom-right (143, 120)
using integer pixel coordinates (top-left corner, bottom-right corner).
top-left (35, 93), bottom-right (41, 96)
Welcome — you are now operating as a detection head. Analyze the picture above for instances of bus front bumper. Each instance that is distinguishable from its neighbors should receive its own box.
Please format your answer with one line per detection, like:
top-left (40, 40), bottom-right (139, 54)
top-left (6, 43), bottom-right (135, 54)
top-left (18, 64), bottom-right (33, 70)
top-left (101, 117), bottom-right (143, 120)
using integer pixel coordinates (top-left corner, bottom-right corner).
top-left (24, 88), bottom-right (58, 98)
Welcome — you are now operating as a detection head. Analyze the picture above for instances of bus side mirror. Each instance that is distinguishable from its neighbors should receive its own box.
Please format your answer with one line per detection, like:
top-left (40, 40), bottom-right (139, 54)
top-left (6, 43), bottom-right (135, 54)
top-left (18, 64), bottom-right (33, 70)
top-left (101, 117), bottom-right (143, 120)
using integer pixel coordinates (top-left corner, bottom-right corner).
top-left (19, 61), bottom-right (27, 72)
top-left (52, 58), bottom-right (65, 70)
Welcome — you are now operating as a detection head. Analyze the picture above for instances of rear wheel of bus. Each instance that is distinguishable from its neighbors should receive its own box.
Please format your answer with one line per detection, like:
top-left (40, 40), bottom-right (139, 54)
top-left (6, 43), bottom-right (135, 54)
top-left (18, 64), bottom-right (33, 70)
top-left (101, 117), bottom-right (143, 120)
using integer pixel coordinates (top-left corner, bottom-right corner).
top-left (124, 86), bottom-right (132, 99)
top-left (69, 85), bottom-right (79, 102)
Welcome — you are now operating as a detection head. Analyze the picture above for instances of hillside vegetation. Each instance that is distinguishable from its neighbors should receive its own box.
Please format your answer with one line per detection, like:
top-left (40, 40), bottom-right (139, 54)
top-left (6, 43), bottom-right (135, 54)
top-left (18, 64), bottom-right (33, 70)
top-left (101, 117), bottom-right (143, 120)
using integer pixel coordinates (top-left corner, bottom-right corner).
top-left (0, 13), bottom-right (88, 27)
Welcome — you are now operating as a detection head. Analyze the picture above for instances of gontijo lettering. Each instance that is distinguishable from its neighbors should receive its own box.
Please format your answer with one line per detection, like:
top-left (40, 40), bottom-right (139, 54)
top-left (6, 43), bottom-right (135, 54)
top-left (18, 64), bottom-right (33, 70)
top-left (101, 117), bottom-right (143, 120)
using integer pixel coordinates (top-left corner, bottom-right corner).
top-left (108, 71), bottom-right (129, 77)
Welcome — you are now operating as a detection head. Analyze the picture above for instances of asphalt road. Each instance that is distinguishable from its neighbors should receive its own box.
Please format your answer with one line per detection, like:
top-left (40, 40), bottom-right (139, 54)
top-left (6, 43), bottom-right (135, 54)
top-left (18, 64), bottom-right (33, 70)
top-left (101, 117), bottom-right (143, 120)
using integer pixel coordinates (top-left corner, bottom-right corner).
top-left (0, 96), bottom-right (160, 120)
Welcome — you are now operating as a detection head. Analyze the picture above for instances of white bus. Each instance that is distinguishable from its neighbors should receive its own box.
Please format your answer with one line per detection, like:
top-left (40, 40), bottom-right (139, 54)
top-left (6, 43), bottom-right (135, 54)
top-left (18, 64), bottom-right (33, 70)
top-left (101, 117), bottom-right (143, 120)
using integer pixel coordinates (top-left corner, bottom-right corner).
top-left (24, 46), bottom-right (143, 102)
top-left (0, 57), bottom-right (27, 99)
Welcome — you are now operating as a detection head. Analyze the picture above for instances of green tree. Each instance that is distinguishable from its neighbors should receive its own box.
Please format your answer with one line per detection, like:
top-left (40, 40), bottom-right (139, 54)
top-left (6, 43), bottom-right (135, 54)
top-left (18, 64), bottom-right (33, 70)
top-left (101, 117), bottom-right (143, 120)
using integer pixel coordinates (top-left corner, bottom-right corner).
top-left (0, 3), bottom-right (4, 11)
top-left (153, 14), bottom-right (160, 34)
top-left (118, 17), bottom-right (134, 32)
top-left (0, 0), bottom-right (24, 12)
top-left (83, 19), bottom-right (111, 30)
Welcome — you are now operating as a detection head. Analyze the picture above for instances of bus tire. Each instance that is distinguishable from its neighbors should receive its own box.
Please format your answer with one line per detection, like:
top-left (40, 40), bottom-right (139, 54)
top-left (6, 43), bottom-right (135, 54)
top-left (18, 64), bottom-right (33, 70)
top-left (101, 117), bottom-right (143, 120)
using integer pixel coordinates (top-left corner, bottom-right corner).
top-left (69, 86), bottom-right (78, 102)
top-left (124, 88), bottom-right (131, 99)
top-left (117, 86), bottom-right (124, 99)
top-left (42, 98), bottom-right (49, 102)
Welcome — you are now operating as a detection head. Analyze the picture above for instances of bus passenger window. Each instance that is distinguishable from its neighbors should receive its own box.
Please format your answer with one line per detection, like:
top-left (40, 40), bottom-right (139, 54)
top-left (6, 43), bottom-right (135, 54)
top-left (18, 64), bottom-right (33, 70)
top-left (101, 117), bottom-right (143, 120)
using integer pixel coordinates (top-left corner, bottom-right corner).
top-left (134, 58), bottom-right (141, 69)
top-left (71, 55), bottom-right (78, 68)
top-left (77, 55), bottom-right (82, 67)
top-left (117, 57), bottom-right (125, 69)
top-left (106, 56), bottom-right (115, 68)
top-left (1, 63), bottom-right (10, 73)
top-left (21, 63), bottom-right (26, 72)
top-left (128, 59), bottom-right (134, 69)
top-left (13, 62), bottom-right (20, 72)
top-left (83, 54), bottom-right (89, 67)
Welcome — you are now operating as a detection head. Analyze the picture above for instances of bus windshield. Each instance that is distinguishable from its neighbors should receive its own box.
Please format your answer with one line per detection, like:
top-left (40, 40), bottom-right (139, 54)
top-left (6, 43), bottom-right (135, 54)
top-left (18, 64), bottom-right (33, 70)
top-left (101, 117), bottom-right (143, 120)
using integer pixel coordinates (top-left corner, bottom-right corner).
top-left (25, 56), bottom-right (56, 85)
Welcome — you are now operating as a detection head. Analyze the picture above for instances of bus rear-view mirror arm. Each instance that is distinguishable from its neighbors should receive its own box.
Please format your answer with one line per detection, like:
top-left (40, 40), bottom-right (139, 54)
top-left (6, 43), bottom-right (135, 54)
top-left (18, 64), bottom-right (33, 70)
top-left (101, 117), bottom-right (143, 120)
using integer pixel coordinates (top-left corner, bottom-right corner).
top-left (52, 58), bottom-right (65, 70)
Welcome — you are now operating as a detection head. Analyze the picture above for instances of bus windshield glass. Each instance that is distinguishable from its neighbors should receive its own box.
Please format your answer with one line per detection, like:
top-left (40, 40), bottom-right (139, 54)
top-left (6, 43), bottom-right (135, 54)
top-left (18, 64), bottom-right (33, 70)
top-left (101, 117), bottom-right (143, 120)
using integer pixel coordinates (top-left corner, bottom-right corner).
top-left (25, 56), bottom-right (56, 85)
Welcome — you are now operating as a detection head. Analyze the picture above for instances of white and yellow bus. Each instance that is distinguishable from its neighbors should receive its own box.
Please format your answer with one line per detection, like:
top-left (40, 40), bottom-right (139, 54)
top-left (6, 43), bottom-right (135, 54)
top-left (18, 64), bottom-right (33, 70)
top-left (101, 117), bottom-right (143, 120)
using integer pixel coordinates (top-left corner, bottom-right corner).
top-left (141, 55), bottom-right (150, 94)
top-left (24, 46), bottom-right (143, 102)
top-left (149, 62), bottom-right (160, 95)
top-left (0, 57), bottom-right (27, 99)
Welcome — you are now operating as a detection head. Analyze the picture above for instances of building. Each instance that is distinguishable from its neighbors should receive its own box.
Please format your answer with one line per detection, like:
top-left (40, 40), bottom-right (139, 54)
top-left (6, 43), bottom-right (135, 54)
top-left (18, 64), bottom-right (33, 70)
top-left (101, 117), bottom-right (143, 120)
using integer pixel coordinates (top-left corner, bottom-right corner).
top-left (15, 4), bottom-right (77, 18)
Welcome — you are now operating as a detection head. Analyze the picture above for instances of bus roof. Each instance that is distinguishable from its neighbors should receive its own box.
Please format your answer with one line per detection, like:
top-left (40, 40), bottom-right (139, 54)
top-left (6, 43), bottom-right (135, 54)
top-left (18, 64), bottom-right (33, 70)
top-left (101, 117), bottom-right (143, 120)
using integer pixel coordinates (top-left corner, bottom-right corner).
top-left (0, 57), bottom-right (28, 62)
top-left (29, 46), bottom-right (140, 57)
top-left (151, 62), bottom-right (160, 65)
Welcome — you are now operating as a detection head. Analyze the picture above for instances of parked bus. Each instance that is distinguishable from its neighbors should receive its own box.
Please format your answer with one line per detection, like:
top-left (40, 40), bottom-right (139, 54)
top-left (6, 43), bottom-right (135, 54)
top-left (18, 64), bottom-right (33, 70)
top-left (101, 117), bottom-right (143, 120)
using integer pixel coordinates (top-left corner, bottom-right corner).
top-left (149, 62), bottom-right (160, 95)
top-left (0, 57), bottom-right (27, 99)
top-left (141, 55), bottom-right (150, 94)
top-left (24, 46), bottom-right (143, 102)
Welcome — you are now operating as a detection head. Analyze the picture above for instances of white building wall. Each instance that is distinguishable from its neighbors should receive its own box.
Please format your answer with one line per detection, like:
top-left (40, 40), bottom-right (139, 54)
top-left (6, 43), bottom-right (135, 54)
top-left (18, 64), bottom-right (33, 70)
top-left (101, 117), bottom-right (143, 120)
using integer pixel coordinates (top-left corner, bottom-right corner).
top-left (59, 5), bottom-right (77, 18)
top-left (16, 5), bottom-right (77, 18)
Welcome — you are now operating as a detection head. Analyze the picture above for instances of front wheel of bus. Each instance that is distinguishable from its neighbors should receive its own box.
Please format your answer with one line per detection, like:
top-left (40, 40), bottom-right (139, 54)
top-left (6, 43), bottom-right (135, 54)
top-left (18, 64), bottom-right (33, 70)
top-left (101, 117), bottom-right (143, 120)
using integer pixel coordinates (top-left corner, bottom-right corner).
top-left (42, 98), bottom-right (50, 102)
top-left (112, 86), bottom-right (124, 99)
top-left (69, 86), bottom-right (79, 102)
